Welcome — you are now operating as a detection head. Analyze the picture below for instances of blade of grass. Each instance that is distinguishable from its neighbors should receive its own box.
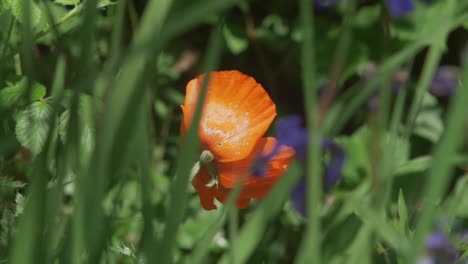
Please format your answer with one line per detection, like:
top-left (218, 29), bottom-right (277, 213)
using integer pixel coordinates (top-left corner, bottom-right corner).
top-left (228, 204), bottom-right (239, 264)
top-left (10, 42), bottom-right (66, 264)
top-left (156, 28), bottom-right (224, 264)
top-left (9, 0), bottom-right (43, 262)
top-left (72, 0), bottom-right (173, 262)
top-left (295, 0), bottom-right (322, 263)
top-left (318, 0), bottom-right (356, 121)
top-left (324, 42), bottom-right (423, 135)
top-left (134, 94), bottom-right (155, 262)
top-left (407, 28), bottom-right (468, 264)
top-left (43, 56), bottom-right (67, 263)
top-left (109, 0), bottom-right (126, 61)
top-left (74, 0), bottom-right (236, 262)
top-left (404, 45), bottom-right (448, 139)
top-left (218, 162), bottom-right (301, 264)
top-left (189, 181), bottom-right (244, 264)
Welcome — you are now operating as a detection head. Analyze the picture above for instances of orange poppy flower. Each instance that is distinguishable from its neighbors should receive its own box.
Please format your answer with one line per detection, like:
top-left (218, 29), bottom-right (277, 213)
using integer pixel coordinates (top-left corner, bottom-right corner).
top-left (180, 70), bottom-right (295, 210)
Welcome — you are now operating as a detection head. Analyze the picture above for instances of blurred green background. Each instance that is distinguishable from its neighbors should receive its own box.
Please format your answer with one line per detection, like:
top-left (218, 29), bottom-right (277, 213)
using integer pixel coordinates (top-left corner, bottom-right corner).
top-left (0, 0), bottom-right (467, 263)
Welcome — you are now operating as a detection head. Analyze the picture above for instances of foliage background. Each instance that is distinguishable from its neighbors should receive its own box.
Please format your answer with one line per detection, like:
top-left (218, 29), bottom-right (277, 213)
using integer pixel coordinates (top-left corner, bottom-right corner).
top-left (0, 0), bottom-right (467, 263)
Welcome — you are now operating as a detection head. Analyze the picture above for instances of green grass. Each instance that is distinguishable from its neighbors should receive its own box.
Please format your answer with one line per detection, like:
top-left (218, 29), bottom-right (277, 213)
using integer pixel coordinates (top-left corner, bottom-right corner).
top-left (0, 0), bottom-right (467, 263)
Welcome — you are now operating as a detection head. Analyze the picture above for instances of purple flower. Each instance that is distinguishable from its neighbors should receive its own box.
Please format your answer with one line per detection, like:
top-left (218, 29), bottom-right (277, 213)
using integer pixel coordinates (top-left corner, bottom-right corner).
top-left (275, 115), bottom-right (308, 161)
top-left (273, 115), bottom-right (346, 215)
top-left (315, 0), bottom-right (342, 8)
top-left (386, 0), bottom-right (415, 18)
top-left (251, 115), bottom-right (307, 177)
top-left (429, 66), bottom-right (459, 98)
top-left (419, 231), bottom-right (458, 264)
top-left (291, 179), bottom-right (307, 215)
top-left (321, 139), bottom-right (346, 189)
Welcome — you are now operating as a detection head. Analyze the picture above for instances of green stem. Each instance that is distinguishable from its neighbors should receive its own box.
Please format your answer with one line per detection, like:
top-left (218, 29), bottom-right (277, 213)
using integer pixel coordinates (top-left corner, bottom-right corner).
top-left (295, 0), bottom-right (322, 263)
top-left (407, 54), bottom-right (468, 264)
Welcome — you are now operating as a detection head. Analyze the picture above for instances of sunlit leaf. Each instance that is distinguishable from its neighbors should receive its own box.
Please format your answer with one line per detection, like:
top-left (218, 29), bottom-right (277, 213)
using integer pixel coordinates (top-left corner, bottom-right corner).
top-left (15, 101), bottom-right (53, 154)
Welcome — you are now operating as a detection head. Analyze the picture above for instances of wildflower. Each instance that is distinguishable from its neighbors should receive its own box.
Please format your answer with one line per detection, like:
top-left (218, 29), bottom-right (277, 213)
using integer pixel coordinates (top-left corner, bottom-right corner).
top-left (181, 70), bottom-right (295, 210)
top-left (418, 231), bottom-right (458, 264)
top-left (429, 66), bottom-right (459, 98)
top-left (272, 115), bottom-right (346, 215)
top-left (386, 0), bottom-right (414, 18)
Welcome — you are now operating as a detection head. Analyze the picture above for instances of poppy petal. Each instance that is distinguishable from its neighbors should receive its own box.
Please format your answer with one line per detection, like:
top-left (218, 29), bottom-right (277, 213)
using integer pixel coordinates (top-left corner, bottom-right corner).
top-left (192, 167), bottom-right (253, 210)
top-left (191, 168), bottom-right (217, 210)
top-left (181, 71), bottom-right (276, 162)
top-left (217, 137), bottom-right (295, 194)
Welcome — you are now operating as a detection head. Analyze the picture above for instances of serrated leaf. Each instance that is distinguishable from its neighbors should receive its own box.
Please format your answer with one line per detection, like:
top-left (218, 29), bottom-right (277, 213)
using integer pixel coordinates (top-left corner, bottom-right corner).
top-left (413, 92), bottom-right (444, 143)
top-left (15, 101), bottom-right (53, 154)
top-left (1, 208), bottom-right (14, 247)
top-left (30, 83), bottom-right (47, 101)
top-left (0, 82), bottom-right (25, 107)
top-left (14, 192), bottom-right (25, 217)
top-left (10, 0), bottom-right (43, 28)
top-left (0, 176), bottom-right (27, 188)
top-left (0, 78), bottom-right (47, 107)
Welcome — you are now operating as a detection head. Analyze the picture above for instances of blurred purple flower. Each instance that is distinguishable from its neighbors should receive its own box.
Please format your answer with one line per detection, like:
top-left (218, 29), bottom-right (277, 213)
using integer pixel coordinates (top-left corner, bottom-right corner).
top-left (321, 139), bottom-right (346, 188)
top-left (461, 230), bottom-right (468, 243)
top-left (315, 0), bottom-right (342, 8)
top-left (275, 115), bottom-right (308, 160)
top-left (386, 0), bottom-right (414, 18)
top-left (291, 178), bottom-right (307, 215)
top-left (418, 231), bottom-right (458, 264)
top-left (251, 115), bottom-right (307, 177)
top-left (273, 115), bottom-right (346, 215)
top-left (429, 66), bottom-right (459, 98)
top-left (361, 63), bottom-right (410, 112)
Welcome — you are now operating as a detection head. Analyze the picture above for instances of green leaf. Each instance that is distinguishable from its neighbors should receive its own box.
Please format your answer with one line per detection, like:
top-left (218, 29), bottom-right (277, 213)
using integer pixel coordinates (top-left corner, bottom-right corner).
top-left (0, 82), bottom-right (24, 107)
top-left (0, 0), bottom-right (12, 12)
top-left (413, 92), bottom-right (444, 143)
top-left (10, 0), bottom-right (44, 28)
top-left (394, 156), bottom-right (431, 176)
top-left (14, 192), bottom-right (25, 217)
top-left (58, 94), bottom-right (95, 162)
top-left (97, 0), bottom-right (116, 8)
top-left (0, 207), bottom-right (14, 247)
top-left (393, 155), bottom-right (466, 177)
top-left (54, 0), bottom-right (80, 6)
top-left (222, 23), bottom-right (248, 55)
top-left (397, 189), bottom-right (408, 237)
top-left (338, 126), bottom-right (371, 184)
top-left (15, 101), bottom-right (53, 154)
top-left (0, 78), bottom-right (47, 107)
top-left (0, 176), bottom-right (27, 188)
top-left (447, 176), bottom-right (468, 217)
top-left (353, 5), bottom-right (381, 28)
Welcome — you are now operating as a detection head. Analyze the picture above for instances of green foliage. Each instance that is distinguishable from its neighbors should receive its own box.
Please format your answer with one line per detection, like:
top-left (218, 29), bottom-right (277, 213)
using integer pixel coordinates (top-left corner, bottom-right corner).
top-left (0, 0), bottom-right (467, 263)
top-left (54, 0), bottom-right (80, 6)
top-left (15, 101), bottom-right (53, 155)
top-left (0, 78), bottom-right (46, 108)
